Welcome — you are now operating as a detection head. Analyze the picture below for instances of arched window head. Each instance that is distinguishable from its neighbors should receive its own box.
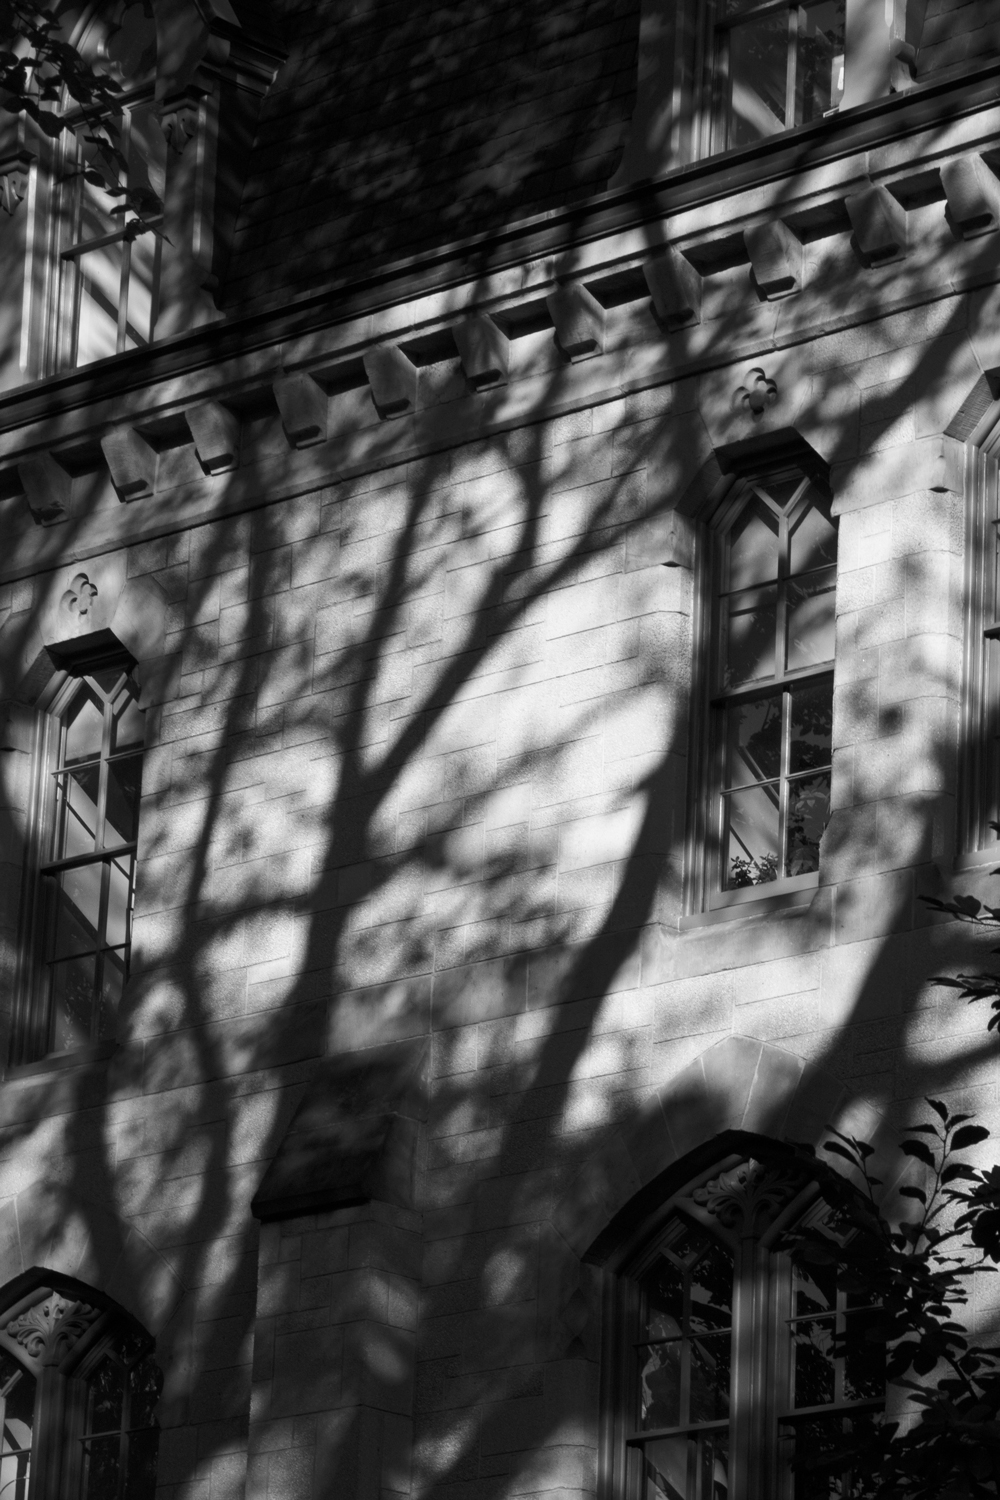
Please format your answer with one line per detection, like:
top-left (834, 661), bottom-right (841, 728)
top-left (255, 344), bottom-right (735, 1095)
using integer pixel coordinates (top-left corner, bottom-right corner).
top-left (0, 1275), bottom-right (160, 1500)
top-left (697, 468), bottom-right (837, 911)
top-left (12, 663), bottom-right (145, 1068)
top-left (602, 1152), bottom-right (884, 1500)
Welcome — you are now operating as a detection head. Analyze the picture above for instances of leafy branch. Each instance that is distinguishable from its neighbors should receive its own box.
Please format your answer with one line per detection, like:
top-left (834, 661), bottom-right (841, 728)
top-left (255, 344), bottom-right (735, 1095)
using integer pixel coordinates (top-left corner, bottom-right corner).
top-left (1, 0), bottom-right (161, 229)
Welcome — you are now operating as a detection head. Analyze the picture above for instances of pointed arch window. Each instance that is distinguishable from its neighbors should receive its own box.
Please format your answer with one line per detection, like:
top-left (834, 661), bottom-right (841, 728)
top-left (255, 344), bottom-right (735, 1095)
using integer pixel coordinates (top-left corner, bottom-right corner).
top-left (602, 1154), bottom-right (884, 1500)
top-left (0, 1276), bottom-right (160, 1500)
top-left (12, 662), bottom-right (145, 1068)
top-left (701, 470), bottom-right (837, 907)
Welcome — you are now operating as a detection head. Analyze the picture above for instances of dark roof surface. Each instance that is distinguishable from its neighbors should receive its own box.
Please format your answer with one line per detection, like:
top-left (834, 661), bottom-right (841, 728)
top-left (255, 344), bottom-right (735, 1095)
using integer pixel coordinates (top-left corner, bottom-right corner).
top-left (221, 0), bottom-right (638, 311)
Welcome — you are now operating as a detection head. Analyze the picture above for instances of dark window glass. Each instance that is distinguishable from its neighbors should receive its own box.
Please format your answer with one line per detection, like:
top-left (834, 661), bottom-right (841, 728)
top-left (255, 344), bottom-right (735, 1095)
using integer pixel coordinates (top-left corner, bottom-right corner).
top-left (38, 672), bottom-right (144, 1057)
top-left (82, 1334), bottom-right (161, 1500)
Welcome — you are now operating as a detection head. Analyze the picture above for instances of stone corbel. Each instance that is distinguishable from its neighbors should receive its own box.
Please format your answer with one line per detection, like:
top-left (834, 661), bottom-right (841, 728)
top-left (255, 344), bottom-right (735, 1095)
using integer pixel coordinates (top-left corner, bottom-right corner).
top-left (942, 156), bottom-right (1000, 240)
top-left (363, 346), bottom-right (417, 419)
top-left (452, 315), bottom-right (509, 391)
top-left (273, 374), bottom-right (328, 448)
top-left (643, 247), bottom-right (701, 330)
top-left (744, 221), bottom-right (803, 300)
top-left (845, 183), bottom-right (907, 267)
top-left (184, 399), bottom-right (239, 471)
top-left (16, 454), bottom-right (73, 526)
top-left (546, 281), bottom-right (606, 362)
top-left (100, 428), bottom-right (157, 502)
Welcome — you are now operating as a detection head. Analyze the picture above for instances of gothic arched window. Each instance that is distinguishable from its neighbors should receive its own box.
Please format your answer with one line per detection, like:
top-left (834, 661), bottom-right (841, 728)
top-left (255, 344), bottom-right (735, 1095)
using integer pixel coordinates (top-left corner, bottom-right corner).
top-left (602, 1155), bottom-right (884, 1500)
top-left (12, 661), bottom-right (145, 1067)
top-left (699, 468), bottom-right (837, 910)
top-left (0, 1275), bottom-right (160, 1500)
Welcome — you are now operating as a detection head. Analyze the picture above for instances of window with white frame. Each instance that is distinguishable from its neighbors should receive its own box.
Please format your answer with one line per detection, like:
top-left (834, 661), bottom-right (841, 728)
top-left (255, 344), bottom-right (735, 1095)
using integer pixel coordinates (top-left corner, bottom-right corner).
top-left (30, 0), bottom-right (164, 374)
top-left (601, 1155), bottom-right (884, 1500)
top-left (701, 469), bottom-right (837, 906)
top-left (0, 1273), bottom-right (160, 1500)
top-left (709, 0), bottom-right (846, 153)
top-left (12, 664), bottom-right (144, 1066)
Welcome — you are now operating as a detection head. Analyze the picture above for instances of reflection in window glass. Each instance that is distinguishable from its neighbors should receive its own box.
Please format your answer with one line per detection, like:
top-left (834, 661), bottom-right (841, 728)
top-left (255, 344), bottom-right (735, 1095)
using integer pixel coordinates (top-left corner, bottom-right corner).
top-left (713, 476), bottom-right (836, 893)
top-left (38, 672), bottom-right (144, 1058)
top-left (716, 0), bottom-right (845, 151)
top-left (781, 1256), bottom-right (883, 1500)
top-left (632, 1227), bottom-right (733, 1500)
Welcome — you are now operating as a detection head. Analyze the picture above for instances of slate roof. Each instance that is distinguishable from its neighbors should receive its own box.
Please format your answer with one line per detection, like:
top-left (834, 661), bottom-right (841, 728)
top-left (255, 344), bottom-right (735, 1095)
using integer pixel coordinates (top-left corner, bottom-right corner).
top-left (221, 0), bottom-right (639, 311)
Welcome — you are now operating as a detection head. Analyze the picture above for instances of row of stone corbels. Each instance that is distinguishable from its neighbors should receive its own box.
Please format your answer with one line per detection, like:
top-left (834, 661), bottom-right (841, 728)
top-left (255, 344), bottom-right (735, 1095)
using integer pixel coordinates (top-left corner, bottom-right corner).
top-left (649, 157), bottom-right (1000, 325)
top-left (11, 288), bottom-right (615, 520)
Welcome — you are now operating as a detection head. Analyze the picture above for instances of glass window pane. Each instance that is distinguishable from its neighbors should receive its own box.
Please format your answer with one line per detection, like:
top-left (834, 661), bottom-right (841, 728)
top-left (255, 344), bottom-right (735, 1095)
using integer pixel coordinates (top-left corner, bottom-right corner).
top-left (789, 683), bottom-right (832, 774)
top-left (725, 12), bottom-right (788, 147)
top-left (84, 1433), bottom-right (122, 1500)
top-left (64, 691), bottom-right (105, 765)
top-left (725, 693), bottom-right (783, 787)
top-left (789, 504), bottom-right (837, 576)
top-left (49, 862), bottom-right (103, 958)
top-left (127, 1357), bottom-right (162, 1430)
top-left (644, 1430), bottom-right (729, 1500)
top-left (113, 692), bottom-right (144, 752)
top-left (723, 783), bottom-right (780, 888)
top-left (727, 503), bottom-right (779, 590)
top-left (785, 771), bottom-right (830, 877)
top-left (782, 1415), bottom-right (847, 1500)
top-left (787, 569), bottom-right (836, 670)
top-left (106, 858), bottom-right (133, 949)
top-left (640, 1340), bottom-right (683, 1430)
top-left (77, 244), bottom-right (124, 366)
top-left (123, 1426), bottom-right (160, 1500)
top-left (725, 587), bottom-right (777, 686)
top-left (688, 1242), bottom-right (733, 1333)
top-left (99, 950), bottom-right (127, 1040)
top-left (54, 765), bottom-right (101, 859)
top-left (105, 757), bottom-right (143, 846)
top-left (646, 1256), bottom-right (685, 1339)
top-left (690, 1334), bottom-right (731, 1424)
top-left (843, 1308), bottom-right (883, 1402)
top-left (798, 1), bottom-right (846, 123)
top-left (88, 1357), bottom-right (126, 1436)
top-left (50, 953), bottom-right (98, 1051)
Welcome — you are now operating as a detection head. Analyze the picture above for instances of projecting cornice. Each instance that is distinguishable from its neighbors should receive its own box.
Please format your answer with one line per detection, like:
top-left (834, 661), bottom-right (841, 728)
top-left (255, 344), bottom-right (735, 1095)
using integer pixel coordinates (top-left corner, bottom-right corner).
top-left (1, 65), bottom-right (1000, 581)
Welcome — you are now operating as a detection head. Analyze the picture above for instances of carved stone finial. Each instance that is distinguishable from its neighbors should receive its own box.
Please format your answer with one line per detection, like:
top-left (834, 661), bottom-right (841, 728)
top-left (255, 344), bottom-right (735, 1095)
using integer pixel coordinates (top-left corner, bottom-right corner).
top-left (7, 1290), bottom-right (100, 1364)
top-left (734, 368), bottom-right (778, 417)
top-left (692, 1159), bottom-right (802, 1236)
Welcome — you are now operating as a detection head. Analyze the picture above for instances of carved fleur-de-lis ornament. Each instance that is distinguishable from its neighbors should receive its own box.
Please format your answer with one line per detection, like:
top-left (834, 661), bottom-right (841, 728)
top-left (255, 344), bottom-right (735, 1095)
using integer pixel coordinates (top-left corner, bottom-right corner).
top-left (734, 367), bottom-right (779, 417)
top-left (61, 573), bottom-right (99, 632)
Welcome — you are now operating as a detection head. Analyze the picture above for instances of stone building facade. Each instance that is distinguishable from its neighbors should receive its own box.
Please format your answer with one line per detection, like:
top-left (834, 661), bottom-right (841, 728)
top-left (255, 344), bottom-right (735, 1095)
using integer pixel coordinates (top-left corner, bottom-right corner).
top-left (0, 1), bottom-right (999, 1500)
